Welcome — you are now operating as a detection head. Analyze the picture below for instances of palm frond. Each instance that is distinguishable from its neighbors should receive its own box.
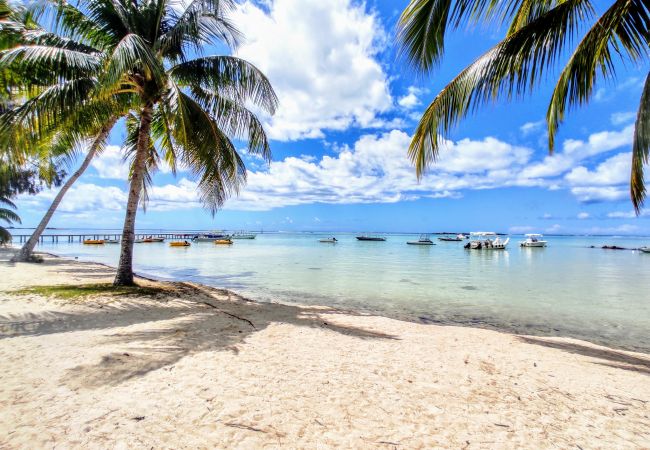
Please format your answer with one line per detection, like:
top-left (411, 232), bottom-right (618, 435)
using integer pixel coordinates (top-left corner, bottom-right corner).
top-left (631, 72), bottom-right (650, 213)
top-left (547, 0), bottom-right (650, 150)
top-left (103, 33), bottom-right (165, 89)
top-left (409, 0), bottom-right (591, 176)
top-left (171, 56), bottom-right (278, 114)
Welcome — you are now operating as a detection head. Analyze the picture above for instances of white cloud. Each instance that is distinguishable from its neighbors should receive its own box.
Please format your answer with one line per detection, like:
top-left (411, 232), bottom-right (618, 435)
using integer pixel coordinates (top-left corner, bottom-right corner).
top-left (232, 0), bottom-right (392, 140)
top-left (519, 120), bottom-right (544, 136)
top-left (519, 125), bottom-right (633, 179)
top-left (577, 212), bottom-right (590, 219)
top-left (546, 224), bottom-right (562, 233)
top-left (570, 186), bottom-right (628, 203)
top-left (91, 145), bottom-right (128, 179)
top-left (397, 86), bottom-right (423, 109)
top-left (610, 111), bottom-right (636, 126)
top-left (509, 225), bottom-right (534, 233)
top-left (564, 152), bottom-right (631, 187)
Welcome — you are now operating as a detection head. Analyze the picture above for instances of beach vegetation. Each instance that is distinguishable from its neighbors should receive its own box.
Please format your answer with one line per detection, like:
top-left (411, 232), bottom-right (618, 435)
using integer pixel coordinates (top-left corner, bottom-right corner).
top-left (11, 283), bottom-right (169, 300)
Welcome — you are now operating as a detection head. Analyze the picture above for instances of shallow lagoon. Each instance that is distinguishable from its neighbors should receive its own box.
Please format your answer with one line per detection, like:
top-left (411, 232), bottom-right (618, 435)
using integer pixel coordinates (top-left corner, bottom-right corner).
top-left (22, 231), bottom-right (650, 352)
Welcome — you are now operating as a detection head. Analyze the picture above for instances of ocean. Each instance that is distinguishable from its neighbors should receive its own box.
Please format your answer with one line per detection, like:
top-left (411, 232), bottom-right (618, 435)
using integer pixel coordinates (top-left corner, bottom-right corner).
top-left (10, 229), bottom-right (650, 352)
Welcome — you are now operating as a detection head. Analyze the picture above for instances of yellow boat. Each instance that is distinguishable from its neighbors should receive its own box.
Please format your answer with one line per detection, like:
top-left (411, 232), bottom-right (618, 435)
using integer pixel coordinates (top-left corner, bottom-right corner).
top-left (214, 239), bottom-right (233, 245)
top-left (83, 239), bottom-right (105, 245)
top-left (170, 241), bottom-right (191, 247)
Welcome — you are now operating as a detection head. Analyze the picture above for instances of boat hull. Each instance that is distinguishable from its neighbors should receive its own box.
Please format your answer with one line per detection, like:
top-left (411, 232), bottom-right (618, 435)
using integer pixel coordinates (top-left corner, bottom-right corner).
top-left (83, 240), bottom-right (104, 245)
top-left (214, 239), bottom-right (233, 245)
top-left (520, 241), bottom-right (547, 247)
top-left (407, 241), bottom-right (434, 245)
top-left (319, 239), bottom-right (337, 243)
top-left (640, 247), bottom-right (650, 253)
top-left (438, 238), bottom-right (461, 242)
top-left (170, 242), bottom-right (190, 247)
top-left (356, 237), bottom-right (386, 241)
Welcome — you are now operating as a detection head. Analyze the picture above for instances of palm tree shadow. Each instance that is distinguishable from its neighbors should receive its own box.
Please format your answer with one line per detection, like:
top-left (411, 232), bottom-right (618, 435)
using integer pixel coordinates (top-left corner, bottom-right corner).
top-left (3, 282), bottom-right (398, 388)
top-left (518, 336), bottom-right (650, 375)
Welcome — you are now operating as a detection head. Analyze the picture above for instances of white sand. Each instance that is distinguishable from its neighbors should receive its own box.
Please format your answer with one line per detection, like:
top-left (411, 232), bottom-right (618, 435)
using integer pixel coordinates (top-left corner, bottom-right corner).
top-left (1, 249), bottom-right (649, 448)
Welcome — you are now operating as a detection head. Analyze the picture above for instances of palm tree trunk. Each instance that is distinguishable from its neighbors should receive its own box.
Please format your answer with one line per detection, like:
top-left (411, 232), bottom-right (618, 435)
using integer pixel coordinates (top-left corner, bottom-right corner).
top-left (113, 106), bottom-right (153, 286)
top-left (12, 118), bottom-right (117, 262)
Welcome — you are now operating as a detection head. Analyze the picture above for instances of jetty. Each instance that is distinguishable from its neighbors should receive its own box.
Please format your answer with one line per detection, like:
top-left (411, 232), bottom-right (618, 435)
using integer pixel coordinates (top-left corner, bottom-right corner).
top-left (12, 232), bottom-right (195, 244)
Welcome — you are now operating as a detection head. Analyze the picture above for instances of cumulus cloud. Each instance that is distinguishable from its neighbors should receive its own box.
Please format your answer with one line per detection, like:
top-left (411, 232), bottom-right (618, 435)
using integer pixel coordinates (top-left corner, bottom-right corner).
top-left (91, 145), bottom-right (129, 179)
top-left (397, 86), bottom-right (423, 109)
top-left (564, 152), bottom-right (631, 187)
top-left (570, 186), bottom-right (628, 203)
top-left (232, 0), bottom-right (392, 140)
top-left (577, 212), bottom-right (590, 219)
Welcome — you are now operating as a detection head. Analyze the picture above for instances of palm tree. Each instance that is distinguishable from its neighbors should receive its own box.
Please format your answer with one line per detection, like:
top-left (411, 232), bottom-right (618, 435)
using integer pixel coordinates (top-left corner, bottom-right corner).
top-left (17, 0), bottom-right (278, 285)
top-left (0, 193), bottom-right (20, 245)
top-left (0, 0), bottom-right (125, 261)
top-left (397, 0), bottom-right (649, 212)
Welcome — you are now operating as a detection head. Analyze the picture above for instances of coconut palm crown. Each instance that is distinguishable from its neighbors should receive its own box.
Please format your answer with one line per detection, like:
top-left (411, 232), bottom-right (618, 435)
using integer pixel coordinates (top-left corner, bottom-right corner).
top-left (1, 0), bottom-right (278, 284)
top-left (397, 0), bottom-right (649, 212)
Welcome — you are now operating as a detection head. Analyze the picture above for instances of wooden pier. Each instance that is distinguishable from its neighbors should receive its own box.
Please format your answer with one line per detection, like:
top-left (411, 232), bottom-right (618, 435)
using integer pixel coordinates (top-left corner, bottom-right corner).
top-left (13, 232), bottom-right (196, 244)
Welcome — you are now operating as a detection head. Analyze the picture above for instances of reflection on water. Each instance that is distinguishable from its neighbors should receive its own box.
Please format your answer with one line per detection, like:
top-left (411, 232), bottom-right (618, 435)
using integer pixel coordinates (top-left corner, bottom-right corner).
top-left (20, 231), bottom-right (650, 352)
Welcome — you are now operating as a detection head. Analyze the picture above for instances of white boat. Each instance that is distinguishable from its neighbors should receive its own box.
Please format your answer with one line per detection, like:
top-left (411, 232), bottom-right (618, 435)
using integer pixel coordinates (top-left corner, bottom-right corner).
top-left (465, 232), bottom-right (509, 250)
top-left (520, 234), bottom-right (547, 248)
top-left (230, 231), bottom-right (257, 239)
top-left (319, 237), bottom-right (338, 243)
top-left (640, 247), bottom-right (650, 253)
top-left (193, 232), bottom-right (227, 242)
top-left (407, 234), bottom-right (435, 245)
top-left (105, 239), bottom-right (120, 244)
top-left (438, 233), bottom-right (466, 242)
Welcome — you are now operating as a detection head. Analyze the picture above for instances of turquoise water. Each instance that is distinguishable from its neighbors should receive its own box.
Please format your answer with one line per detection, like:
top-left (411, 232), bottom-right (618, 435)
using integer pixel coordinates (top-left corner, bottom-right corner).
top-left (11, 230), bottom-right (650, 352)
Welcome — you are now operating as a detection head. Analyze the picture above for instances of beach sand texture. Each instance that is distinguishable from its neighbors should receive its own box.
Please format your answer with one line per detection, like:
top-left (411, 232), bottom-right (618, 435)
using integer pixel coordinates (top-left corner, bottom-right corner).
top-left (1, 250), bottom-right (649, 448)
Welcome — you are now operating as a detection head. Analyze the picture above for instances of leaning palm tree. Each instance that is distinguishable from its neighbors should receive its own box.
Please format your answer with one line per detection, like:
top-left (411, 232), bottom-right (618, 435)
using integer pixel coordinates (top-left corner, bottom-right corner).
top-left (33, 0), bottom-right (278, 285)
top-left (0, 0), bottom-right (127, 261)
top-left (397, 0), bottom-right (649, 212)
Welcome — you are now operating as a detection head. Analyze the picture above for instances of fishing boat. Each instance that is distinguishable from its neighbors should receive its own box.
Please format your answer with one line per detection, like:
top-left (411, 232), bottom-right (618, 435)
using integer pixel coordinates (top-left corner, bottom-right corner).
top-left (170, 241), bottom-right (191, 247)
top-left (520, 233), bottom-right (547, 248)
top-left (319, 237), bottom-right (338, 243)
top-left (438, 234), bottom-right (466, 242)
top-left (105, 239), bottom-right (119, 244)
top-left (214, 239), bottom-right (233, 245)
top-left (356, 234), bottom-right (386, 241)
top-left (464, 232), bottom-right (509, 250)
top-left (640, 247), bottom-right (650, 253)
top-left (83, 239), bottom-right (104, 245)
top-left (407, 234), bottom-right (435, 245)
top-left (134, 238), bottom-right (145, 243)
top-left (230, 231), bottom-right (256, 239)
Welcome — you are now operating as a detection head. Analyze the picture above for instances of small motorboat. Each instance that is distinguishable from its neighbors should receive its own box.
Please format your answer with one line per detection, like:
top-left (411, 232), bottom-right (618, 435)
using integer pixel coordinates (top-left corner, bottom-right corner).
top-left (640, 247), bottom-right (650, 253)
top-left (407, 234), bottom-right (435, 245)
top-left (319, 237), bottom-right (338, 243)
top-left (83, 239), bottom-right (105, 245)
top-left (214, 239), bottom-right (233, 245)
top-left (193, 232), bottom-right (227, 242)
top-left (105, 239), bottom-right (119, 244)
top-left (464, 232), bottom-right (509, 250)
top-left (170, 241), bottom-right (191, 247)
top-left (356, 235), bottom-right (386, 241)
top-left (520, 233), bottom-right (547, 248)
top-left (230, 232), bottom-right (256, 239)
top-left (143, 236), bottom-right (165, 243)
top-left (438, 234), bottom-right (466, 242)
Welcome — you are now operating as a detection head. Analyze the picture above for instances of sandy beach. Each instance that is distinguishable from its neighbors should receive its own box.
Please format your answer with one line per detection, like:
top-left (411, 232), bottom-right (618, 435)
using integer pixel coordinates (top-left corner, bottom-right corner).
top-left (1, 249), bottom-right (649, 448)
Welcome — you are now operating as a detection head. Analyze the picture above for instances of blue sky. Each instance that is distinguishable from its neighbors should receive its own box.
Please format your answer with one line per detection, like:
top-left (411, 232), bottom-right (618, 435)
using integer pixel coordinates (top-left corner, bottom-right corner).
top-left (16, 0), bottom-right (650, 234)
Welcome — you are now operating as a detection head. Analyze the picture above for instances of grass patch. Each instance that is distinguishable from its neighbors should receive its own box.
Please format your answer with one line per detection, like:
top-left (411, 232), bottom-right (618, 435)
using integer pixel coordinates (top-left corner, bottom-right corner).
top-left (11, 283), bottom-right (170, 300)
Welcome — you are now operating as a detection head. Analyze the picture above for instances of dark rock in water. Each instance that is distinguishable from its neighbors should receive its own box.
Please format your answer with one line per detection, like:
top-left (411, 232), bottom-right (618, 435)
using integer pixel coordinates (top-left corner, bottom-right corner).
top-left (461, 285), bottom-right (477, 291)
top-left (602, 245), bottom-right (627, 250)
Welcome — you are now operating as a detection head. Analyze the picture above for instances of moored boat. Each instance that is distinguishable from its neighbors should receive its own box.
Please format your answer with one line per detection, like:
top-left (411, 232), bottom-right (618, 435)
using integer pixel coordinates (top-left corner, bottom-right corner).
top-left (464, 232), bottom-right (509, 250)
top-left (230, 231), bottom-right (256, 239)
top-left (104, 239), bottom-right (119, 244)
top-left (193, 232), bottom-right (227, 242)
top-left (83, 239), bottom-right (105, 245)
top-left (214, 239), bottom-right (233, 245)
top-left (319, 237), bottom-right (338, 243)
top-left (438, 234), bottom-right (466, 242)
top-left (640, 247), bottom-right (650, 253)
top-left (520, 234), bottom-right (547, 248)
top-left (170, 241), bottom-right (191, 247)
top-left (356, 235), bottom-right (386, 241)
top-left (407, 234), bottom-right (435, 245)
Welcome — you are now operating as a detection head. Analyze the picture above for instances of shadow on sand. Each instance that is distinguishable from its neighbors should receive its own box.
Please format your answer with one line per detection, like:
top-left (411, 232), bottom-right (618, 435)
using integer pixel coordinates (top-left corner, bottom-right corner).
top-left (1, 279), bottom-right (398, 388)
top-left (518, 336), bottom-right (650, 376)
